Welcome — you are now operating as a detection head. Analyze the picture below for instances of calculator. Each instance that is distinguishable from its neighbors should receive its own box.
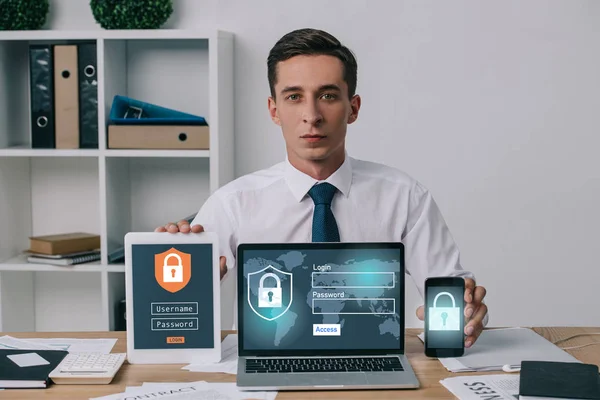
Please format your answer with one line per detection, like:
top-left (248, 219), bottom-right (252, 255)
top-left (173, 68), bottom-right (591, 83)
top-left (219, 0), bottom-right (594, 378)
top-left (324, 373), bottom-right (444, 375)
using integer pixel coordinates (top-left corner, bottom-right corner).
top-left (49, 352), bottom-right (127, 385)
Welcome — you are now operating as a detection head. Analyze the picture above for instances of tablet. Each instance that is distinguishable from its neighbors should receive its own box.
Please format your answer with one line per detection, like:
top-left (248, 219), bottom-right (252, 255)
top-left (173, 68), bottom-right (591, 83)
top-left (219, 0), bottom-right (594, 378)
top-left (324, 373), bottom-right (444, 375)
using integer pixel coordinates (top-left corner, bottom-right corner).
top-left (124, 231), bottom-right (221, 364)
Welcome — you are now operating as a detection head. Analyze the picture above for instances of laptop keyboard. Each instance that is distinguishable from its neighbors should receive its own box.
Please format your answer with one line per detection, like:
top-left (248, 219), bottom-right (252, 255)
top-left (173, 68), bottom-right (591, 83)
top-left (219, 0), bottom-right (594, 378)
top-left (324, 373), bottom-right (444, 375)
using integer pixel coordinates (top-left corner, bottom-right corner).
top-left (245, 356), bottom-right (404, 373)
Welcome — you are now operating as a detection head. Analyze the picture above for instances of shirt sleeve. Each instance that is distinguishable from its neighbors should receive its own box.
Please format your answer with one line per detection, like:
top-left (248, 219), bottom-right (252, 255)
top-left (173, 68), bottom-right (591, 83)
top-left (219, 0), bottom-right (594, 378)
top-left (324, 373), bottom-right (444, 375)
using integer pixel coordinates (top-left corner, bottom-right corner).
top-left (403, 182), bottom-right (489, 326)
top-left (190, 191), bottom-right (238, 275)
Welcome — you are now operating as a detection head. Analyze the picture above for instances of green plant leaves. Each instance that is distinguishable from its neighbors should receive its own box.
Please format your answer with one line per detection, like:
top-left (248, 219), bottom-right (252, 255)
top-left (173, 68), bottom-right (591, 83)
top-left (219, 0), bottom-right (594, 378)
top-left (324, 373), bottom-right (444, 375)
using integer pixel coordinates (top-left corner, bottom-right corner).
top-left (0, 0), bottom-right (50, 30)
top-left (90, 0), bottom-right (174, 30)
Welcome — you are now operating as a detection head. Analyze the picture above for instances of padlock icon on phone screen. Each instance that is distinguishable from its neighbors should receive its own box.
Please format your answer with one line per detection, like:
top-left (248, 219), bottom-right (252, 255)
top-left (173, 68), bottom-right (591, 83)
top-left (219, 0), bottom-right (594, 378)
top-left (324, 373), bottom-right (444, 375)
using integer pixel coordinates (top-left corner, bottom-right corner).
top-left (429, 292), bottom-right (460, 331)
top-left (163, 253), bottom-right (184, 283)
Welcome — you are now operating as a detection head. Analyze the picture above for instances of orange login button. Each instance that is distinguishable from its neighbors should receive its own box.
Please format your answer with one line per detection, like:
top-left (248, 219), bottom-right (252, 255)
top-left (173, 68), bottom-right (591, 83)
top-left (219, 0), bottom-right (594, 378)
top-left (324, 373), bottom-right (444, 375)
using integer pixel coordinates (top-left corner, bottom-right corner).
top-left (167, 336), bottom-right (185, 344)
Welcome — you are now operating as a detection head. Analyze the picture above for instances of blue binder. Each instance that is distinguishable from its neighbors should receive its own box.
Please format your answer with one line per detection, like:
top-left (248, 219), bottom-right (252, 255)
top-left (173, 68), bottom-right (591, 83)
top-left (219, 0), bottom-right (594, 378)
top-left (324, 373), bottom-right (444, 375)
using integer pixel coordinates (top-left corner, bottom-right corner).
top-left (108, 95), bottom-right (207, 125)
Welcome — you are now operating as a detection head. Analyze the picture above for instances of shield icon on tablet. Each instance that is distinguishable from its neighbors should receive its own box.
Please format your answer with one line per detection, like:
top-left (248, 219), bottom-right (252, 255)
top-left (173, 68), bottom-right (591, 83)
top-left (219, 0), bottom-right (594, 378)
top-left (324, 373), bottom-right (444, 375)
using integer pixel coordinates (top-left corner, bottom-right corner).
top-left (155, 248), bottom-right (191, 293)
top-left (247, 265), bottom-right (293, 321)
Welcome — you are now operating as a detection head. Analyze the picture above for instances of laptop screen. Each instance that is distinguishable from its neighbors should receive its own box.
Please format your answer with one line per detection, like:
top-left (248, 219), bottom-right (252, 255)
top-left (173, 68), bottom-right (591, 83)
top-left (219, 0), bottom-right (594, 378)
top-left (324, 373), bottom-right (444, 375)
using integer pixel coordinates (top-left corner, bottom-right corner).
top-left (237, 243), bottom-right (404, 356)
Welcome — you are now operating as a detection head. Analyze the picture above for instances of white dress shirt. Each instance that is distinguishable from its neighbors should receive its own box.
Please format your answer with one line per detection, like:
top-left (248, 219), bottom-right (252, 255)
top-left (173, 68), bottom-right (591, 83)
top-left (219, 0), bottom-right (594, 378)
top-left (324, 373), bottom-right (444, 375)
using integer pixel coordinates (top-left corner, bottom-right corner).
top-left (192, 153), bottom-right (477, 299)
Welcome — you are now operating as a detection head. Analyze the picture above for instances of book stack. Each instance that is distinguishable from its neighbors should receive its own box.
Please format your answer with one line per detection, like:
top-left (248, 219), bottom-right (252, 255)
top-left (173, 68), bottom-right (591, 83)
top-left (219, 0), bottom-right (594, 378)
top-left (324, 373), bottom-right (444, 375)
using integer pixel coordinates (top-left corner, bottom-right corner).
top-left (26, 232), bottom-right (101, 266)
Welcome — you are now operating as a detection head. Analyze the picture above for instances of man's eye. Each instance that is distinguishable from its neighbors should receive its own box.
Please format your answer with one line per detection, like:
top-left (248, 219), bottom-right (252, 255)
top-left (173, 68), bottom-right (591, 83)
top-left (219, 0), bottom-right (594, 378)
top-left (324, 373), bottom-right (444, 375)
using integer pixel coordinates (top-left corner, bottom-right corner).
top-left (287, 94), bottom-right (300, 101)
top-left (321, 93), bottom-right (337, 100)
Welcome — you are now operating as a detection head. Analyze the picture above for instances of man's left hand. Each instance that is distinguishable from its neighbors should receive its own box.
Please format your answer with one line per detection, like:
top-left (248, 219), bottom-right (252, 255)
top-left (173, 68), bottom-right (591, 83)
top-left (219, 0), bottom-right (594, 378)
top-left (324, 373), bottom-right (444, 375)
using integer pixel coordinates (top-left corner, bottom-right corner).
top-left (416, 278), bottom-right (488, 348)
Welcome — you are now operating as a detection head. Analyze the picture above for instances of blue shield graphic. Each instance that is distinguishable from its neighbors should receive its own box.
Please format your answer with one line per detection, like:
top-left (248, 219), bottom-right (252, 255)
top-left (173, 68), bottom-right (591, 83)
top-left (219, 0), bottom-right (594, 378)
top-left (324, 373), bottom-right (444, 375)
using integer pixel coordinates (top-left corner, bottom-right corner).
top-left (247, 265), bottom-right (293, 321)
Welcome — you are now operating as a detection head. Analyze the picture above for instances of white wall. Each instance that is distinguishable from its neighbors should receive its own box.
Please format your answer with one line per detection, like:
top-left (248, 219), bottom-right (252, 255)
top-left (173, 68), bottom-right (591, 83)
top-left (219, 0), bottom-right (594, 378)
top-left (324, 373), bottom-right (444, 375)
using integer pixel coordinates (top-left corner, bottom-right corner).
top-left (45, 0), bottom-right (600, 328)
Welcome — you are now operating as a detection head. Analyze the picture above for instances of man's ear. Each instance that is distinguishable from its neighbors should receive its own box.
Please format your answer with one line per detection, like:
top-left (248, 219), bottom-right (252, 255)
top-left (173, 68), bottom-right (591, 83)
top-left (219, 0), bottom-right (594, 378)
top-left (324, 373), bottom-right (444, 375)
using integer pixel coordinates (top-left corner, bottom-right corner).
top-left (347, 94), bottom-right (361, 124)
top-left (268, 96), bottom-right (281, 126)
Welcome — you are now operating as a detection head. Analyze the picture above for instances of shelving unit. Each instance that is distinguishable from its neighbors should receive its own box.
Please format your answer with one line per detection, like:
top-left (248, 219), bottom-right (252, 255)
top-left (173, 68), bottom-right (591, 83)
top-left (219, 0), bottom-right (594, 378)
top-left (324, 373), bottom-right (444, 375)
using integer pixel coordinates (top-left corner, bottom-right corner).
top-left (0, 29), bottom-right (234, 332)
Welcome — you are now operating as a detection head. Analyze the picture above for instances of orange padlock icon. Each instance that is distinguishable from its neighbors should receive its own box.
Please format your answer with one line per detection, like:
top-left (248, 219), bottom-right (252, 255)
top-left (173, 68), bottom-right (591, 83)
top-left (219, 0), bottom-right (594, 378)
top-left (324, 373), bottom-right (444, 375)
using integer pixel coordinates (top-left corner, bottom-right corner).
top-left (163, 253), bottom-right (184, 283)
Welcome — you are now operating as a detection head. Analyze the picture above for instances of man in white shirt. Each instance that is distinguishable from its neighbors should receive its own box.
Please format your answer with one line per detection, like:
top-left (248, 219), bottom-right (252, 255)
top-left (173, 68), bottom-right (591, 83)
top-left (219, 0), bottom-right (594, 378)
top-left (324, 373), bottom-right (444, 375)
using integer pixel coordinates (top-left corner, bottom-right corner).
top-left (155, 28), bottom-right (488, 348)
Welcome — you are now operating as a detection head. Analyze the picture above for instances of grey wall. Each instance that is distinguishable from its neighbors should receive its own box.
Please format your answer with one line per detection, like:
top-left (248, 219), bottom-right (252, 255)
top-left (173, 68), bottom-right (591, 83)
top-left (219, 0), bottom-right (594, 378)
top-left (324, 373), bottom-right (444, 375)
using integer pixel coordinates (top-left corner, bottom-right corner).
top-left (47, 0), bottom-right (600, 328)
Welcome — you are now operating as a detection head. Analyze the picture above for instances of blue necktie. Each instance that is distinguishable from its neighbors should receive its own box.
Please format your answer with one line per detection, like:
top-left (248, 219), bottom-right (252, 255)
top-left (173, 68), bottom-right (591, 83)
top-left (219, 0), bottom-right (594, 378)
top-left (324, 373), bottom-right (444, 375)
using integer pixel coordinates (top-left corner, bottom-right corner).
top-left (308, 182), bottom-right (340, 242)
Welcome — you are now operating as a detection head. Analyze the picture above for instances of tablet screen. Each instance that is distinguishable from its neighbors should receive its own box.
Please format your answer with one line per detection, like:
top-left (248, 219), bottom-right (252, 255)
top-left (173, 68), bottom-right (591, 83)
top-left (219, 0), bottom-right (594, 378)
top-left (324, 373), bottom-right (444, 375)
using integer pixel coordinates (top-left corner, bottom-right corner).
top-left (130, 243), bottom-right (214, 350)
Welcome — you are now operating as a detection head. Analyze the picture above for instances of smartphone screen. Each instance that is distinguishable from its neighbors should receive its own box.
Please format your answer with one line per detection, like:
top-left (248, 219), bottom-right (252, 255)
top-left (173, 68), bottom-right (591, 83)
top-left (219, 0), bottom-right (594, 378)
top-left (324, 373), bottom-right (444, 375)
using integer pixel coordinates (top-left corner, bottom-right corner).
top-left (424, 277), bottom-right (465, 357)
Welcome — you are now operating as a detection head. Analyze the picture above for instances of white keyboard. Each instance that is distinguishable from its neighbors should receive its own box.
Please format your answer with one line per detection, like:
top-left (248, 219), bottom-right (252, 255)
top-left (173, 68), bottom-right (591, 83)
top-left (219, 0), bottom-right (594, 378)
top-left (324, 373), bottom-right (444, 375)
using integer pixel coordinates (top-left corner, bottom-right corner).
top-left (49, 352), bottom-right (127, 385)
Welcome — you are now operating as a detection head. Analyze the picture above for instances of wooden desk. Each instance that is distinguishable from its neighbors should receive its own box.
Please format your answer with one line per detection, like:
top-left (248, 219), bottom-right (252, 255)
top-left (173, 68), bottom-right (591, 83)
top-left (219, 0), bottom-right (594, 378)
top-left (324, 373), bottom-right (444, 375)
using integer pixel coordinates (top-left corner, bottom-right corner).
top-left (2, 327), bottom-right (599, 399)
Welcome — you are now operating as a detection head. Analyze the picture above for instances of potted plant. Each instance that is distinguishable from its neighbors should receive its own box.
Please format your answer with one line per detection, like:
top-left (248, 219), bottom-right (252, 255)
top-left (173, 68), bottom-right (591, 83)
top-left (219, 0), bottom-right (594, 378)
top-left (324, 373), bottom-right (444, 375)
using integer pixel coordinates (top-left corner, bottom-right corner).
top-left (90, 0), bottom-right (174, 30)
top-left (0, 0), bottom-right (49, 30)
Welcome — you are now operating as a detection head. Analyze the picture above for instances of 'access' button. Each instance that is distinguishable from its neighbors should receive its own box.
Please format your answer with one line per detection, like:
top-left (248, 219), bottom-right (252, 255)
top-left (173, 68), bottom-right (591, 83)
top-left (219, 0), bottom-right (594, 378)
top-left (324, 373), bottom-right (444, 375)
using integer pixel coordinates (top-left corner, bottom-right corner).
top-left (313, 324), bottom-right (341, 336)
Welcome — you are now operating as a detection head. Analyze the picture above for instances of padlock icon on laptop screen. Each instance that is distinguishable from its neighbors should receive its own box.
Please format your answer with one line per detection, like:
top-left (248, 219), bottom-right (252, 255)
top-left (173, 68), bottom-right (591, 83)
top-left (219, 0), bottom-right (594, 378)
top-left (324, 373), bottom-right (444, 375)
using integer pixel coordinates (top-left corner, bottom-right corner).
top-left (163, 253), bottom-right (184, 283)
top-left (429, 292), bottom-right (460, 331)
top-left (258, 273), bottom-right (282, 308)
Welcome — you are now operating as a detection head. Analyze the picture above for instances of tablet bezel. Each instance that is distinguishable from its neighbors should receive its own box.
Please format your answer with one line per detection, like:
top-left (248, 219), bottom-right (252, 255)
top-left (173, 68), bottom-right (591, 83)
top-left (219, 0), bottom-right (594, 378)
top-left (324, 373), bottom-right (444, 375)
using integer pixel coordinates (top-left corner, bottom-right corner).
top-left (124, 231), bottom-right (221, 364)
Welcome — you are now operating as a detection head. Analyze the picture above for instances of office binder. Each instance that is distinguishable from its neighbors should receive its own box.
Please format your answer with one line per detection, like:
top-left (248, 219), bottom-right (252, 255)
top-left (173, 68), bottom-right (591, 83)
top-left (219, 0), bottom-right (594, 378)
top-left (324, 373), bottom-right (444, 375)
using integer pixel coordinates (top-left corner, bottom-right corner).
top-left (53, 45), bottom-right (80, 149)
top-left (29, 44), bottom-right (55, 148)
top-left (0, 349), bottom-right (68, 388)
top-left (77, 42), bottom-right (98, 149)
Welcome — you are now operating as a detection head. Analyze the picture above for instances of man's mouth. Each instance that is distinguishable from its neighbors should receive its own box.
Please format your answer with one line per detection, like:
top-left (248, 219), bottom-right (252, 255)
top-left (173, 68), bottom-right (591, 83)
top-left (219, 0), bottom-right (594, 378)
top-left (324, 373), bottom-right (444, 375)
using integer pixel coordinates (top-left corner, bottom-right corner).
top-left (301, 134), bottom-right (326, 142)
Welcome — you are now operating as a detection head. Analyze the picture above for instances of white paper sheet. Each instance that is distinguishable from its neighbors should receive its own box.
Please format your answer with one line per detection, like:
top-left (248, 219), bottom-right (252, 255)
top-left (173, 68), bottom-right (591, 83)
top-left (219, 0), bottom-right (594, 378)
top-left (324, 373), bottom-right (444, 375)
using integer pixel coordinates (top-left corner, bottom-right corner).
top-left (90, 380), bottom-right (277, 400)
top-left (440, 374), bottom-right (521, 399)
top-left (440, 374), bottom-right (581, 400)
top-left (20, 338), bottom-right (117, 354)
top-left (0, 335), bottom-right (56, 351)
top-left (418, 328), bottom-right (578, 372)
top-left (182, 334), bottom-right (238, 374)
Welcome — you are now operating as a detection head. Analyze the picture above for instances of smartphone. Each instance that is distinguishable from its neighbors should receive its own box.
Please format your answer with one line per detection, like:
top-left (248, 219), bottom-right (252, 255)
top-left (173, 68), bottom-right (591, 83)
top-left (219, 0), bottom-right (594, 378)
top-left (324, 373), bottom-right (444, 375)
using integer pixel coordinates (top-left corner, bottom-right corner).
top-left (424, 276), bottom-right (465, 357)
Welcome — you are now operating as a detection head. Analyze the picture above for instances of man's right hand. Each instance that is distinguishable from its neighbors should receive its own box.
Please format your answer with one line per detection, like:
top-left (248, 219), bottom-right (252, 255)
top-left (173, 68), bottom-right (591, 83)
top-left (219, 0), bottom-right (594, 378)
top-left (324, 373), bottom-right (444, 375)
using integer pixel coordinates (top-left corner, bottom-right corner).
top-left (154, 220), bottom-right (227, 280)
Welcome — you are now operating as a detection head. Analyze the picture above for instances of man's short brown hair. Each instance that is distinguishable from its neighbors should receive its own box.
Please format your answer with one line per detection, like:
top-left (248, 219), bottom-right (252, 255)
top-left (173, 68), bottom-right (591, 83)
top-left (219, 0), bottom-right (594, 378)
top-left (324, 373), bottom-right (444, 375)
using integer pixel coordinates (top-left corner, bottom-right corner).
top-left (267, 28), bottom-right (358, 100)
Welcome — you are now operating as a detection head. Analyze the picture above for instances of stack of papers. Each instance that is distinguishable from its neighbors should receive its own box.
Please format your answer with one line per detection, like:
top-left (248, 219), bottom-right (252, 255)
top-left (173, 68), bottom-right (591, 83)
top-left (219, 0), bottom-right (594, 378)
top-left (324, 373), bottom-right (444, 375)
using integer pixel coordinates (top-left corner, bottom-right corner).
top-left (91, 380), bottom-right (277, 400)
top-left (440, 374), bottom-right (521, 399)
top-left (182, 334), bottom-right (238, 374)
top-left (0, 335), bottom-right (117, 354)
top-left (418, 327), bottom-right (580, 372)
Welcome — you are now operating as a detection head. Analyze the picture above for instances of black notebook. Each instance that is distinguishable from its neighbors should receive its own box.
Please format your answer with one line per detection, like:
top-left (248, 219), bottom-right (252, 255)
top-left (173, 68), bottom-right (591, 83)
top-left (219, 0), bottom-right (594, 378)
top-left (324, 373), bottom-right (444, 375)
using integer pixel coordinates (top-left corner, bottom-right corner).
top-left (0, 349), bottom-right (68, 388)
top-left (519, 360), bottom-right (600, 399)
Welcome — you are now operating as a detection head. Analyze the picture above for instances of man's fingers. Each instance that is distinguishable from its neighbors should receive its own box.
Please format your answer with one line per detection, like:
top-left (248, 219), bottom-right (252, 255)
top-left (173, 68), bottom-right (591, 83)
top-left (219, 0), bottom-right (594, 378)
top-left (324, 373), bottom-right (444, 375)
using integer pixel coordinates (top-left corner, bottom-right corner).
top-left (166, 223), bottom-right (179, 233)
top-left (464, 278), bottom-right (475, 303)
top-left (219, 256), bottom-right (227, 280)
top-left (415, 305), bottom-right (424, 321)
top-left (465, 323), bottom-right (483, 348)
top-left (473, 285), bottom-right (487, 303)
top-left (464, 303), bottom-right (488, 336)
top-left (191, 224), bottom-right (204, 233)
top-left (154, 226), bottom-right (166, 232)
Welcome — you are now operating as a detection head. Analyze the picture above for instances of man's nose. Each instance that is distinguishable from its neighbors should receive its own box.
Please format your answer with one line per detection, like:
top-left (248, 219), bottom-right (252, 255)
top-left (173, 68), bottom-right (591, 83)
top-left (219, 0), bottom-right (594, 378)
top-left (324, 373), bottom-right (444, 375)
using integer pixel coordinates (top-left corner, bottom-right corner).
top-left (302, 100), bottom-right (323, 125)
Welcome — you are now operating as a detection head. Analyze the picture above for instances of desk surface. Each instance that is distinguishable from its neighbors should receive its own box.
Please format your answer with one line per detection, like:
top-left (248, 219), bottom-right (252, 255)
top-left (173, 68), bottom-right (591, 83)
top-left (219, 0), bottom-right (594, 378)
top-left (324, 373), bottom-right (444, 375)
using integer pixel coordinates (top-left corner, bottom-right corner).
top-left (2, 327), bottom-right (599, 399)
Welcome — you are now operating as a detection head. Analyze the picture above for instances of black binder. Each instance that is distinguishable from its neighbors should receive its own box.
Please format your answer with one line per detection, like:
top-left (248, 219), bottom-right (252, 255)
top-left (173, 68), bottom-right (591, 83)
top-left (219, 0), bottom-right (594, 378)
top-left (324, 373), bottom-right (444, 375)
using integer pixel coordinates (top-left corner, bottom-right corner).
top-left (77, 42), bottom-right (98, 149)
top-left (0, 349), bottom-right (68, 389)
top-left (29, 44), bottom-right (55, 148)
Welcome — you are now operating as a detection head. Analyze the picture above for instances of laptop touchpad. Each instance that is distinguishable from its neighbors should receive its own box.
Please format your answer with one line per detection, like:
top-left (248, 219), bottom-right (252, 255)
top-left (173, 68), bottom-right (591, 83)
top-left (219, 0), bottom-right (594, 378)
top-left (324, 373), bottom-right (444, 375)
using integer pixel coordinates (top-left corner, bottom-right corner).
top-left (289, 372), bottom-right (368, 386)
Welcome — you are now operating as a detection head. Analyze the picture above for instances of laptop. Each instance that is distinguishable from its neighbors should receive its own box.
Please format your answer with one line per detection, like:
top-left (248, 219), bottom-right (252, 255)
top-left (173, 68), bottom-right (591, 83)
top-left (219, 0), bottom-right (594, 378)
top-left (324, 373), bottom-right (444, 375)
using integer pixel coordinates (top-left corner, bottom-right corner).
top-left (236, 242), bottom-right (420, 391)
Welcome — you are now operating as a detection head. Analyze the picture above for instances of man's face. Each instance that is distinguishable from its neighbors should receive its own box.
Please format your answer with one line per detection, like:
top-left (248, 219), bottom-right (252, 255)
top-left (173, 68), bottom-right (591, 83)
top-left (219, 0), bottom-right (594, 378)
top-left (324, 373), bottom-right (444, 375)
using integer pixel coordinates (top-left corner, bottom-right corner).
top-left (268, 55), bottom-right (360, 163)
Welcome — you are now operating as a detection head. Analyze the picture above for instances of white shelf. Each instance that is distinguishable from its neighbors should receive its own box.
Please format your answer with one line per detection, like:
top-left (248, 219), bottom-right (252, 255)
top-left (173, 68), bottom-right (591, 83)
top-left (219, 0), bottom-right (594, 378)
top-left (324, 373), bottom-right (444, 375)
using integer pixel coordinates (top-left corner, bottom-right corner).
top-left (0, 29), bottom-right (232, 41)
top-left (103, 149), bottom-right (210, 158)
top-left (0, 147), bottom-right (210, 158)
top-left (0, 255), bottom-right (124, 272)
top-left (0, 146), bottom-right (101, 157)
top-left (0, 28), bottom-right (235, 333)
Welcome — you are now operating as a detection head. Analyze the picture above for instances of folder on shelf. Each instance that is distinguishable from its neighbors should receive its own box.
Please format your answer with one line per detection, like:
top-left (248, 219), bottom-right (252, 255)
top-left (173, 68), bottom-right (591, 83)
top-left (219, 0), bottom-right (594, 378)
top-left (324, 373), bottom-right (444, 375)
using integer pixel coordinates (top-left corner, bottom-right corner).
top-left (53, 45), bottom-right (80, 149)
top-left (0, 349), bottom-right (68, 389)
top-left (77, 42), bottom-right (98, 149)
top-left (29, 44), bottom-right (55, 149)
top-left (108, 95), bottom-right (208, 125)
top-left (107, 124), bottom-right (209, 149)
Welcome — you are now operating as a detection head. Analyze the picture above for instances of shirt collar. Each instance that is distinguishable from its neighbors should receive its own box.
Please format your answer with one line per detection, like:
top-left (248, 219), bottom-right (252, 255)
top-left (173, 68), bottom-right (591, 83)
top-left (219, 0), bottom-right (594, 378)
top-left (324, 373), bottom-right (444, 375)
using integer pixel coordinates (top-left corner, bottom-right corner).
top-left (284, 152), bottom-right (353, 202)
